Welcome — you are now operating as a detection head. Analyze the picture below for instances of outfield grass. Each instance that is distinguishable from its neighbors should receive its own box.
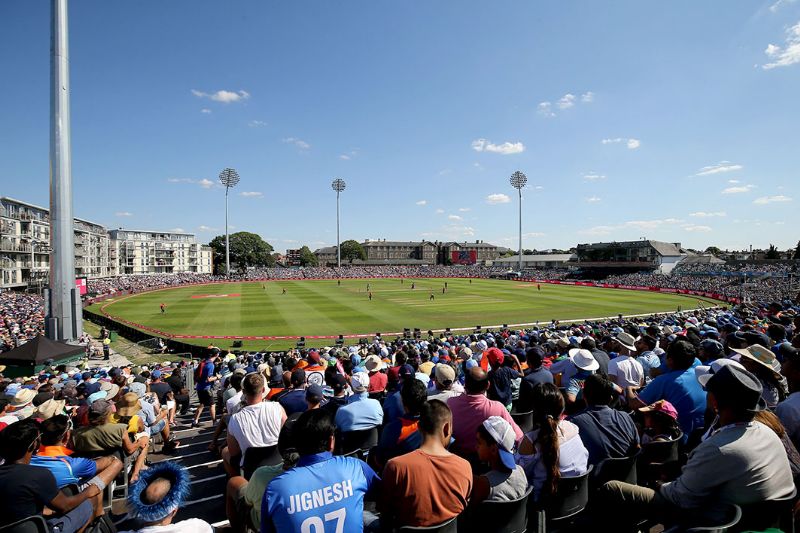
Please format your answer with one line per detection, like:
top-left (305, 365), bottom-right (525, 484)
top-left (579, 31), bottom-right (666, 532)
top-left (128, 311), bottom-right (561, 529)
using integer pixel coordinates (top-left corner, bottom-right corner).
top-left (88, 278), bottom-right (722, 351)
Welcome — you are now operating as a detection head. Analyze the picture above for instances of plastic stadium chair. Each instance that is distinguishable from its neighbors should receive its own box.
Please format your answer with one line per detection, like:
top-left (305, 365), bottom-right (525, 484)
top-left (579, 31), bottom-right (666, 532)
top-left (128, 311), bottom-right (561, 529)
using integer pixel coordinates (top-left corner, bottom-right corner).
top-left (663, 503), bottom-right (742, 533)
top-left (397, 516), bottom-right (458, 532)
top-left (527, 464), bottom-right (593, 532)
top-left (337, 427), bottom-right (379, 456)
top-left (735, 486), bottom-right (797, 532)
top-left (241, 445), bottom-right (282, 480)
top-left (0, 515), bottom-right (48, 532)
top-left (638, 431), bottom-right (683, 485)
top-left (591, 450), bottom-right (640, 489)
top-left (509, 410), bottom-right (534, 434)
top-left (459, 485), bottom-right (532, 533)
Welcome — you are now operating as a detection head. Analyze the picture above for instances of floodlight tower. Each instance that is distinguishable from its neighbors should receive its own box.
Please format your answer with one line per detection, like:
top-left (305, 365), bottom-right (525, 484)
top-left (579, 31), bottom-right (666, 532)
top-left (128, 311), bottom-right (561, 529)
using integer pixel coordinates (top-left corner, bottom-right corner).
top-left (219, 168), bottom-right (240, 277)
top-left (510, 170), bottom-right (527, 274)
top-left (46, 0), bottom-right (82, 342)
top-left (331, 178), bottom-right (346, 268)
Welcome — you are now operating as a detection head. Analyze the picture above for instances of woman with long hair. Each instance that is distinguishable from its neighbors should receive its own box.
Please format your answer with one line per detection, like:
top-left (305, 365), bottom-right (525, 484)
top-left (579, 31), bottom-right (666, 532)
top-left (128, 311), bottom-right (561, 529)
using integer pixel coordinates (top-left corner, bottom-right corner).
top-left (514, 382), bottom-right (588, 501)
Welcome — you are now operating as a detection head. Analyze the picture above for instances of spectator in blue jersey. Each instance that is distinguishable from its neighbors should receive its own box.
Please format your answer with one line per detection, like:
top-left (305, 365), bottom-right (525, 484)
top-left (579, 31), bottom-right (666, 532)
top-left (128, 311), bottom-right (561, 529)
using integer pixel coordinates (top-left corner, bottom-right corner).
top-left (373, 377), bottom-right (427, 470)
top-left (279, 369), bottom-right (310, 416)
top-left (334, 372), bottom-right (383, 433)
top-left (626, 339), bottom-right (706, 439)
top-left (262, 409), bottom-right (380, 533)
top-left (193, 351), bottom-right (219, 428)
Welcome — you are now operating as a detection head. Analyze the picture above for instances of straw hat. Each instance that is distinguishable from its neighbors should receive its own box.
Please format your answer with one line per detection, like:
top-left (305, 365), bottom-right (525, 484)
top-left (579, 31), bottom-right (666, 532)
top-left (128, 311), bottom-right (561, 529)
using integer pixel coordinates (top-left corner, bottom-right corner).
top-left (35, 398), bottom-right (66, 420)
top-left (11, 388), bottom-right (36, 408)
top-left (116, 392), bottom-right (142, 417)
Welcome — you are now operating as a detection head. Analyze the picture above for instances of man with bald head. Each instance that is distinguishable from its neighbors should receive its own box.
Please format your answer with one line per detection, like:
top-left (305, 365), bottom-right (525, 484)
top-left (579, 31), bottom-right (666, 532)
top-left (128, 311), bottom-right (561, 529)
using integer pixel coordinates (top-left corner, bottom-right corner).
top-left (447, 367), bottom-right (523, 458)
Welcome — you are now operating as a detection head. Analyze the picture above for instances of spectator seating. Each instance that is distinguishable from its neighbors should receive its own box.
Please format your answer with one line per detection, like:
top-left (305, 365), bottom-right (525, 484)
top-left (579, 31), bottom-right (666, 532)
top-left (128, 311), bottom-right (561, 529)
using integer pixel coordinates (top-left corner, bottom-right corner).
top-left (241, 445), bottom-right (282, 480)
top-left (397, 516), bottom-right (458, 532)
top-left (459, 485), bottom-right (532, 533)
top-left (509, 410), bottom-right (534, 434)
top-left (638, 431), bottom-right (683, 485)
top-left (663, 503), bottom-right (741, 533)
top-left (591, 450), bottom-right (640, 489)
top-left (737, 486), bottom-right (797, 532)
top-left (529, 465), bottom-right (593, 532)
top-left (336, 427), bottom-right (379, 456)
top-left (0, 516), bottom-right (48, 533)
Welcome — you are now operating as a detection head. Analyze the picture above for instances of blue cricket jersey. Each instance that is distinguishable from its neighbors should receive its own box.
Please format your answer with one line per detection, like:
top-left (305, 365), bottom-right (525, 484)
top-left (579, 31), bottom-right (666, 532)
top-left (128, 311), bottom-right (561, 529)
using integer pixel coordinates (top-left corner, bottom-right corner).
top-left (262, 452), bottom-right (379, 533)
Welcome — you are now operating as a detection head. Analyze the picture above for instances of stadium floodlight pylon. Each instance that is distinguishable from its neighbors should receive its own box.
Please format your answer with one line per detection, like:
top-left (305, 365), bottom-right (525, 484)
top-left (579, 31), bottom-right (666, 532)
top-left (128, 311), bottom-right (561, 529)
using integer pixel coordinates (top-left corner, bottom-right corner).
top-left (509, 170), bottom-right (528, 274)
top-left (331, 178), bottom-right (347, 268)
top-left (219, 168), bottom-right (240, 277)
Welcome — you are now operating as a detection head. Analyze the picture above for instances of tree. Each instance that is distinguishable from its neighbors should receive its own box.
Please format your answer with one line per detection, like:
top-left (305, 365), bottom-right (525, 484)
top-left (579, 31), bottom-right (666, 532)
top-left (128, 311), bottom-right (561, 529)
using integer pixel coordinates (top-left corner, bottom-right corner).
top-left (339, 240), bottom-right (366, 263)
top-left (298, 246), bottom-right (318, 267)
top-left (208, 231), bottom-right (274, 274)
top-left (765, 244), bottom-right (780, 260)
top-left (794, 241), bottom-right (800, 260)
top-left (704, 246), bottom-right (722, 256)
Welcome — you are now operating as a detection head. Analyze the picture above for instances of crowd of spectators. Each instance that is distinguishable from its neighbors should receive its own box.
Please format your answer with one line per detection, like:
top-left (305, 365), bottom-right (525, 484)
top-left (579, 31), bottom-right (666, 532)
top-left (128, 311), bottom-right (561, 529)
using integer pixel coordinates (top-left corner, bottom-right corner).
top-left (0, 291), bottom-right (45, 352)
top-left (5, 292), bottom-right (800, 531)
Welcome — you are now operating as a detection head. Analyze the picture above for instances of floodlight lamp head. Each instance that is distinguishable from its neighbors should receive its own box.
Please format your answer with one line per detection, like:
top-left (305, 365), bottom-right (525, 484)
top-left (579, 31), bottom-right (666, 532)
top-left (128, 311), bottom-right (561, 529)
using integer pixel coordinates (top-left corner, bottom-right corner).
top-left (219, 168), bottom-right (240, 189)
top-left (509, 171), bottom-right (527, 190)
top-left (331, 178), bottom-right (347, 192)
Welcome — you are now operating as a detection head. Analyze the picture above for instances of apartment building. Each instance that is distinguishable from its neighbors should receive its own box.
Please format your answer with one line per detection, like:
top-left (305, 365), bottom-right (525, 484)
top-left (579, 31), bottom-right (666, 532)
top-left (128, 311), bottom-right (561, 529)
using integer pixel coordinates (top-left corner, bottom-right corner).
top-left (108, 229), bottom-right (212, 275)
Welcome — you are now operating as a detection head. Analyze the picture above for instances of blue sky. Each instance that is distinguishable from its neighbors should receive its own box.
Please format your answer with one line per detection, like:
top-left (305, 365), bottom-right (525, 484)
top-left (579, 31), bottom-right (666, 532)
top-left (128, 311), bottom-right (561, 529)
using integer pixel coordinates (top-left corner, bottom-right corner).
top-left (1, 1), bottom-right (798, 253)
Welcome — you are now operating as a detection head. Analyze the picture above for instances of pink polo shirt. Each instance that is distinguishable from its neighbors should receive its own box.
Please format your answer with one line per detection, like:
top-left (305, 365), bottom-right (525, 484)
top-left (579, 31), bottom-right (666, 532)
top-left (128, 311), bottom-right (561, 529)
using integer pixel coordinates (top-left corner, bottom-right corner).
top-left (447, 393), bottom-right (523, 455)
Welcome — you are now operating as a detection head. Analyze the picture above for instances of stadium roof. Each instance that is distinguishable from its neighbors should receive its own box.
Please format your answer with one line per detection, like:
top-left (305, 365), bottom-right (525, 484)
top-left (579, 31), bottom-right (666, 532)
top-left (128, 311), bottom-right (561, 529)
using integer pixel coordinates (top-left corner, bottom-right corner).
top-left (494, 254), bottom-right (575, 263)
top-left (362, 240), bottom-right (435, 247)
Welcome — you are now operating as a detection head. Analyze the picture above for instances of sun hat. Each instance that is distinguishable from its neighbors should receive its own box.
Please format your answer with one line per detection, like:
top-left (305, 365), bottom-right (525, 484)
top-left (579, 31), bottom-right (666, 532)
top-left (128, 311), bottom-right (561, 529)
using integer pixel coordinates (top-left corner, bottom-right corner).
top-left (695, 358), bottom-right (746, 388)
top-left (86, 390), bottom-right (108, 404)
top-left (482, 416), bottom-right (517, 471)
top-left (350, 372), bottom-right (370, 393)
top-left (128, 382), bottom-right (147, 399)
top-left (434, 364), bottom-right (456, 386)
top-left (89, 399), bottom-right (113, 417)
top-left (127, 461), bottom-right (190, 523)
top-left (568, 348), bottom-right (599, 372)
top-left (415, 372), bottom-right (431, 386)
top-left (35, 398), bottom-right (66, 420)
top-left (365, 355), bottom-right (385, 372)
top-left (731, 344), bottom-right (781, 377)
top-left (10, 388), bottom-right (36, 408)
top-left (638, 399), bottom-right (678, 421)
top-left (116, 392), bottom-right (142, 417)
top-left (615, 332), bottom-right (637, 352)
top-left (705, 364), bottom-right (766, 412)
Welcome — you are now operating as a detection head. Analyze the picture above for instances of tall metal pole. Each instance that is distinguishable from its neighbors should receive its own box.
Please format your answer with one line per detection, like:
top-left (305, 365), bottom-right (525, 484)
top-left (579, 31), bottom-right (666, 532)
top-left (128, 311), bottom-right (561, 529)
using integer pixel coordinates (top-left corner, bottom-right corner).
top-left (218, 168), bottom-right (240, 277)
top-left (46, 0), bottom-right (81, 341)
top-left (509, 171), bottom-right (527, 274)
top-left (336, 190), bottom-right (341, 268)
top-left (225, 186), bottom-right (230, 276)
top-left (331, 178), bottom-right (346, 268)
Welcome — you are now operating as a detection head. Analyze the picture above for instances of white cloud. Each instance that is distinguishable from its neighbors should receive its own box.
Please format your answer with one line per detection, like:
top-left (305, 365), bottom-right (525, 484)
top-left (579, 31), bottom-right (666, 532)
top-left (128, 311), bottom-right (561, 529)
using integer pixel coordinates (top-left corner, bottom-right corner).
top-left (753, 195), bottom-right (793, 204)
top-left (168, 228), bottom-right (185, 233)
top-left (694, 161), bottom-right (743, 176)
top-left (557, 93), bottom-right (576, 110)
top-left (581, 91), bottom-right (595, 103)
top-left (471, 138), bottom-right (525, 155)
top-left (523, 232), bottom-right (546, 238)
top-left (191, 89), bottom-right (250, 103)
top-left (167, 177), bottom-right (217, 189)
top-left (486, 193), bottom-right (511, 205)
top-left (728, 179), bottom-right (740, 184)
top-left (448, 214), bottom-right (463, 221)
top-left (690, 211), bottom-right (727, 218)
top-left (200, 108), bottom-right (212, 114)
top-left (115, 211), bottom-right (133, 217)
top-left (580, 225), bottom-right (616, 236)
top-left (473, 162), bottom-right (484, 170)
top-left (534, 185), bottom-right (544, 190)
top-left (624, 218), bottom-right (682, 230)
top-left (682, 224), bottom-right (712, 232)
top-left (583, 172), bottom-right (606, 181)
top-left (458, 207), bottom-right (471, 212)
top-left (602, 138), bottom-right (641, 149)
top-left (415, 200), bottom-right (427, 206)
top-left (283, 137), bottom-right (311, 150)
top-left (248, 120), bottom-right (267, 127)
top-left (770, 0), bottom-right (796, 12)
top-left (580, 218), bottom-right (685, 236)
top-left (239, 191), bottom-right (264, 198)
top-left (722, 184), bottom-right (755, 194)
top-left (338, 154), bottom-right (351, 160)
top-left (585, 196), bottom-right (602, 203)
top-left (197, 225), bottom-right (219, 232)
top-left (763, 21), bottom-right (800, 69)
top-left (537, 102), bottom-right (555, 117)
top-left (435, 208), bottom-right (445, 214)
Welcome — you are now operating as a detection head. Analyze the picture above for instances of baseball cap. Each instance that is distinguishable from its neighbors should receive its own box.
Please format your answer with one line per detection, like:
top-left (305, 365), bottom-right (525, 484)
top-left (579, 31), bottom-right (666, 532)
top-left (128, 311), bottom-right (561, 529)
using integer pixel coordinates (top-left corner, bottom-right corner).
top-left (351, 372), bottom-right (370, 393)
top-left (482, 416), bottom-right (517, 471)
top-left (151, 370), bottom-right (162, 379)
top-left (128, 382), bottom-right (147, 398)
top-left (329, 374), bottom-right (347, 392)
top-left (306, 384), bottom-right (325, 402)
top-left (89, 399), bottom-right (113, 417)
top-left (434, 364), bottom-right (456, 386)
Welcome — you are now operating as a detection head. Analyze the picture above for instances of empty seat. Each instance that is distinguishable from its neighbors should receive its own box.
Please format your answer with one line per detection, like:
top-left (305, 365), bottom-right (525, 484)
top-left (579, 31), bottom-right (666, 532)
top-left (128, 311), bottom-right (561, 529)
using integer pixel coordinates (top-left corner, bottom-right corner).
top-left (337, 427), bottom-right (379, 456)
top-left (0, 515), bottom-right (48, 533)
top-left (459, 485), bottom-right (532, 533)
top-left (510, 410), bottom-right (534, 434)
